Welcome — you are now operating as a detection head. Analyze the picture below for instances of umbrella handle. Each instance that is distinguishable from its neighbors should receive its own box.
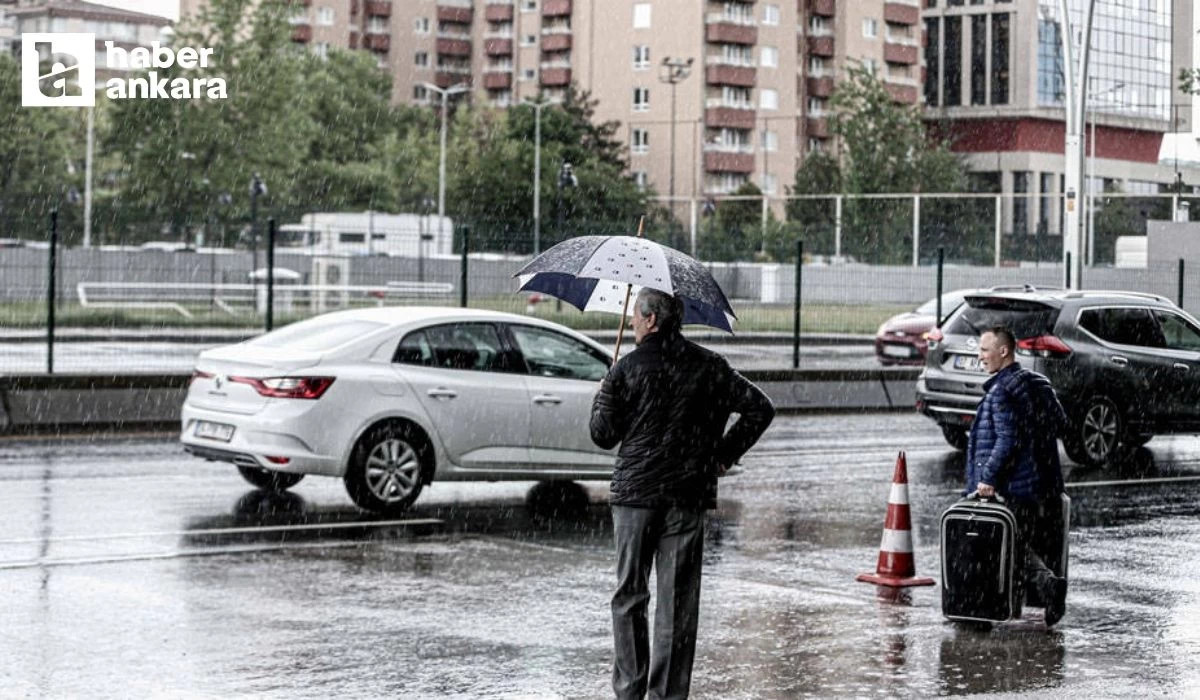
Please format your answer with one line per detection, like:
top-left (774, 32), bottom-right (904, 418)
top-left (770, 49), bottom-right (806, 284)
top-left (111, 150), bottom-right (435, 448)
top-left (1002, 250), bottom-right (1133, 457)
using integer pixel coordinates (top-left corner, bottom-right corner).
top-left (612, 217), bottom-right (646, 361)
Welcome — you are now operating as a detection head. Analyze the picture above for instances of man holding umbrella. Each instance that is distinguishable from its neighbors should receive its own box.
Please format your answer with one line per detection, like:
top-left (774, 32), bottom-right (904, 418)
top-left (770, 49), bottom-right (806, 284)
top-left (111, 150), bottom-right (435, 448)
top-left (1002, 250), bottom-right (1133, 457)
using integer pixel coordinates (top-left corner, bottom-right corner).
top-left (591, 287), bottom-right (774, 700)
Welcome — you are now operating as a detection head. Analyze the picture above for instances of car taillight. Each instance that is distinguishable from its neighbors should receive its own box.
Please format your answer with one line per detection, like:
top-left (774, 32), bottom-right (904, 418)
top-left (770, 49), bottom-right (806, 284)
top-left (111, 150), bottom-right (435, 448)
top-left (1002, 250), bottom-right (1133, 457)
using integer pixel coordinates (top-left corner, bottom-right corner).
top-left (1017, 335), bottom-right (1072, 359)
top-left (228, 376), bottom-right (336, 399)
top-left (191, 370), bottom-right (214, 386)
top-left (926, 328), bottom-right (944, 349)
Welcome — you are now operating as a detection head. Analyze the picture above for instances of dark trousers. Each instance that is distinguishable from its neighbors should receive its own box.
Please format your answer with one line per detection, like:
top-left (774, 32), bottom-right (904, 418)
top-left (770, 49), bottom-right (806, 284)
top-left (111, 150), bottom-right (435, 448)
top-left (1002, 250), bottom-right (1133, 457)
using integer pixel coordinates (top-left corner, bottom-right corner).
top-left (611, 505), bottom-right (706, 700)
top-left (1008, 499), bottom-right (1063, 603)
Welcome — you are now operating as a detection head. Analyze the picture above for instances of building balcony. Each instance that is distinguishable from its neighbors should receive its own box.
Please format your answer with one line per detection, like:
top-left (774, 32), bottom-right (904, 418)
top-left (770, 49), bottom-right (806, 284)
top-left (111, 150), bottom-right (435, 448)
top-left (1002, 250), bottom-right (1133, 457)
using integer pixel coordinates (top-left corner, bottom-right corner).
top-left (437, 38), bottom-right (472, 56)
top-left (807, 35), bottom-right (834, 57)
top-left (364, 0), bottom-right (391, 18)
top-left (437, 5), bottom-right (473, 24)
top-left (363, 32), bottom-right (389, 51)
top-left (540, 67), bottom-right (571, 86)
top-left (483, 72), bottom-right (512, 90)
top-left (485, 3), bottom-right (513, 21)
top-left (705, 22), bottom-right (757, 46)
top-left (541, 33), bottom-right (571, 52)
top-left (705, 64), bottom-right (756, 88)
top-left (806, 75), bottom-right (834, 98)
top-left (705, 106), bottom-right (757, 130)
top-left (349, 30), bottom-right (359, 48)
top-left (807, 117), bottom-right (830, 138)
top-left (485, 38), bottom-right (513, 55)
top-left (883, 1), bottom-right (920, 26)
top-left (885, 81), bottom-right (918, 104)
top-left (543, 0), bottom-right (571, 17)
top-left (435, 72), bottom-right (472, 88)
top-left (883, 42), bottom-right (918, 65)
top-left (291, 24), bottom-right (312, 42)
top-left (704, 151), bottom-right (755, 174)
top-left (811, 0), bottom-right (835, 18)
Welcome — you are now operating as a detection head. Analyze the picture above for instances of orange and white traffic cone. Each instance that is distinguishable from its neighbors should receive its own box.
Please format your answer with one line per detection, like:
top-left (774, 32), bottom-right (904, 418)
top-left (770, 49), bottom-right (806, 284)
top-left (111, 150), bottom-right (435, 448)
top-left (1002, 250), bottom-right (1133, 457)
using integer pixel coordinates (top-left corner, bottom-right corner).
top-left (857, 451), bottom-right (935, 588)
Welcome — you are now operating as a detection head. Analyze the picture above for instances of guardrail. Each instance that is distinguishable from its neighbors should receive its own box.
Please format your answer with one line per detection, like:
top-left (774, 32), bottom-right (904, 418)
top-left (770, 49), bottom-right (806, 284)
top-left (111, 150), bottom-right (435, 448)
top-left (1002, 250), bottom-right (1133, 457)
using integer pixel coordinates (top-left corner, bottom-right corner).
top-left (0, 368), bottom-right (921, 435)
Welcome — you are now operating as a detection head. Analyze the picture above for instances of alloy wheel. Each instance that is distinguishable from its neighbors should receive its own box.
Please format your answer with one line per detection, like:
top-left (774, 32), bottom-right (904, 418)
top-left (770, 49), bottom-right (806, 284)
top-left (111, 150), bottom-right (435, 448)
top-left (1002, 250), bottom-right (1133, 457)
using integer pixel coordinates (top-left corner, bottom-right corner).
top-left (365, 438), bottom-right (421, 503)
top-left (1081, 401), bottom-right (1119, 464)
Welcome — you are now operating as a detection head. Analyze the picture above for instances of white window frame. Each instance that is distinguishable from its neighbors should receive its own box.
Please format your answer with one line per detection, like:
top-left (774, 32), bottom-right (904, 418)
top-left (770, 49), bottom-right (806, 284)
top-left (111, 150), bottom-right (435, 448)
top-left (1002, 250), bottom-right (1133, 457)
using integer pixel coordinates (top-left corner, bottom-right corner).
top-left (633, 171), bottom-right (648, 190)
top-left (522, 68), bottom-right (537, 81)
top-left (760, 46), bottom-right (778, 68)
top-left (414, 18), bottom-right (430, 34)
top-left (316, 6), bottom-right (335, 26)
top-left (633, 87), bottom-right (650, 111)
top-left (760, 88), bottom-right (778, 110)
top-left (762, 4), bottom-right (780, 26)
top-left (521, 34), bottom-right (537, 47)
top-left (631, 128), bottom-right (650, 154)
top-left (633, 45), bottom-right (650, 70)
top-left (863, 18), bottom-right (878, 39)
top-left (633, 3), bottom-right (651, 29)
top-left (415, 51), bottom-right (428, 67)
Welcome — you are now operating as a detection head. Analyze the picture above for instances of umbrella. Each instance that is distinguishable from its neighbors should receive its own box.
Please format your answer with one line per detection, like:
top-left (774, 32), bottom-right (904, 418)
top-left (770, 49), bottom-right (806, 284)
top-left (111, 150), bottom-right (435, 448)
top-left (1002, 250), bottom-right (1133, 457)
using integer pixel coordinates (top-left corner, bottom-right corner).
top-left (514, 231), bottom-right (737, 354)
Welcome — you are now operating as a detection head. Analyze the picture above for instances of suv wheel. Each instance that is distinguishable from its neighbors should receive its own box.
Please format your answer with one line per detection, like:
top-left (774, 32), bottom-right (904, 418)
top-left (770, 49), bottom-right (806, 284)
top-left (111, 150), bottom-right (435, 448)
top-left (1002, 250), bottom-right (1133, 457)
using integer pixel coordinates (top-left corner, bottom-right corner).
top-left (941, 425), bottom-right (969, 451)
top-left (1065, 396), bottom-right (1122, 467)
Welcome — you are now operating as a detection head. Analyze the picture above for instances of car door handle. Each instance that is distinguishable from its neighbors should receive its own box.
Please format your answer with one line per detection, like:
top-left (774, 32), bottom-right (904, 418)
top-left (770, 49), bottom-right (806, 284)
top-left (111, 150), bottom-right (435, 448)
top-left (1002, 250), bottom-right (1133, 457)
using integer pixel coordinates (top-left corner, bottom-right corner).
top-left (532, 394), bottom-right (563, 405)
top-left (1174, 363), bottom-right (1191, 372)
top-left (1110, 356), bottom-right (1129, 367)
top-left (426, 388), bottom-right (458, 400)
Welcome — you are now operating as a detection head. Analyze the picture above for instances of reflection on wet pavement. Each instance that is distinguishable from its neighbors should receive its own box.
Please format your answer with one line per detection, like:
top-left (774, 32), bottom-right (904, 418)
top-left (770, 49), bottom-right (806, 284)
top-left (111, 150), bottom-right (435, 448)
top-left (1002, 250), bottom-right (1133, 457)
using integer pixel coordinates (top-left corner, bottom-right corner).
top-left (2, 414), bottom-right (1200, 697)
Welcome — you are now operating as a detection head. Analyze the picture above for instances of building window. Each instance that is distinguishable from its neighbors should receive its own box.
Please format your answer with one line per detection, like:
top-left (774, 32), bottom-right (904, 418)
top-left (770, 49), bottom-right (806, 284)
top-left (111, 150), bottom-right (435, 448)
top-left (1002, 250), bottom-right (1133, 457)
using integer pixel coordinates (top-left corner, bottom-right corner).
top-left (863, 18), bottom-right (878, 39)
top-left (368, 17), bottom-right (388, 33)
top-left (414, 85), bottom-right (428, 101)
top-left (415, 51), bottom-right (428, 67)
top-left (763, 173), bottom-right (777, 194)
top-left (924, 18), bottom-right (939, 106)
top-left (632, 128), bottom-right (649, 154)
top-left (970, 14), bottom-right (987, 105)
top-left (522, 0), bottom-right (537, 10)
top-left (760, 88), bottom-right (778, 110)
top-left (808, 137), bottom-right (824, 153)
top-left (862, 58), bottom-right (877, 75)
top-left (722, 86), bottom-right (752, 107)
top-left (522, 68), bottom-right (536, 81)
top-left (762, 130), bottom-right (778, 152)
top-left (807, 96), bottom-right (826, 114)
top-left (809, 16), bottom-right (830, 35)
top-left (633, 45), bottom-right (650, 70)
top-left (633, 171), bottom-right (648, 190)
top-left (1039, 172), bottom-right (1055, 233)
top-left (633, 86), bottom-right (650, 111)
top-left (991, 13), bottom-right (1009, 105)
top-left (760, 46), bottom-right (778, 68)
top-left (1013, 171), bottom-right (1029, 235)
top-left (521, 34), bottom-right (537, 46)
top-left (633, 3), bottom-right (651, 29)
top-left (1037, 16), bottom-right (1063, 106)
top-left (943, 15), bottom-right (962, 107)
top-left (317, 7), bottom-right (334, 25)
top-left (313, 42), bottom-right (329, 58)
top-left (763, 4), bottom-right (780, 25)
top-left (809, 56), bottom-right (828, 75)
top-left (415, 18), bottom-right (430, 33)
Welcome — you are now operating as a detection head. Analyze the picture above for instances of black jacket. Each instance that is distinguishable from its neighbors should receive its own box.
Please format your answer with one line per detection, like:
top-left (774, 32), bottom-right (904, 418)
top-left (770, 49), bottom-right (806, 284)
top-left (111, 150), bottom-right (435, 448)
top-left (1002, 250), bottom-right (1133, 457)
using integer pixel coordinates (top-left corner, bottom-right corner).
top-left (590, 330), bottom-right (775, 510)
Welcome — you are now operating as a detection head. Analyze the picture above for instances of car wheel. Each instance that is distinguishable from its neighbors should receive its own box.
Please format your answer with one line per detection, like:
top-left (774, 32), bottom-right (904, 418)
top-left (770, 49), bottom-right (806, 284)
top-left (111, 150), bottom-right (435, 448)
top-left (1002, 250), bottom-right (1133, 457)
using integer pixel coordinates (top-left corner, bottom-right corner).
top-left (941, 425), bottom-right (969, 451)
top-left (1066, 397), bottom-right (1122, 467)
top-left (344, 422), bottom-right (429, 514)
top-left (237, 465), bottom-right (304, 491)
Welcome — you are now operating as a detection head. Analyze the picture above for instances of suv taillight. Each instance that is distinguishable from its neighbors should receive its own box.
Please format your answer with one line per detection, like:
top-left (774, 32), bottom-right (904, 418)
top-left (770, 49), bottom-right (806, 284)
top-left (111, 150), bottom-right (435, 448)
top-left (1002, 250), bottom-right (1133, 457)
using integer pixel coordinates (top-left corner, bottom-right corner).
top-left (1017, 335), bottom-right (1072, 359)
top-left (228, 376), bottom-right (336, 399)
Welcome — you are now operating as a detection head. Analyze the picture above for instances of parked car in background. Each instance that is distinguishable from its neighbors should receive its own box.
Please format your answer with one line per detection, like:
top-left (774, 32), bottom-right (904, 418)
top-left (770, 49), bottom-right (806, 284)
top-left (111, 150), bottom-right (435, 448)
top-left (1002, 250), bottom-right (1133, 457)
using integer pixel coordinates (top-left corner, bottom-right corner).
top-left (875, 289), bottom-right (977, 365)
top-left (915, 288), bottom-right (1200, 467)
top-left (181, 307), bottom-right (615, 513)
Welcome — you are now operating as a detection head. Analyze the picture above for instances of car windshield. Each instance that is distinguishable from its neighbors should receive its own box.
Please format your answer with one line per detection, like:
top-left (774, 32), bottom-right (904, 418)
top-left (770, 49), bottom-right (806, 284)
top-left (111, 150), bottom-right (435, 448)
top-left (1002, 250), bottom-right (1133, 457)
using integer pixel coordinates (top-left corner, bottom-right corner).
top-left (915, 291), bottom-right (969, 317)
top-left (944, 298), bottom-right (1059, 339)
top-left (246, 319), bottom-right (386, 351)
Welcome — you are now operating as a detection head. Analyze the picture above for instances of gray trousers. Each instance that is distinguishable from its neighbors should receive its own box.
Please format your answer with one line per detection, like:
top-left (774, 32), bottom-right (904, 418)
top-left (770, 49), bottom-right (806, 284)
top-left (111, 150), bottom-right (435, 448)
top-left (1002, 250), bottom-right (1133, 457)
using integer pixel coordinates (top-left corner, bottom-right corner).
top-left (611, 505), bottom-right (706, 700)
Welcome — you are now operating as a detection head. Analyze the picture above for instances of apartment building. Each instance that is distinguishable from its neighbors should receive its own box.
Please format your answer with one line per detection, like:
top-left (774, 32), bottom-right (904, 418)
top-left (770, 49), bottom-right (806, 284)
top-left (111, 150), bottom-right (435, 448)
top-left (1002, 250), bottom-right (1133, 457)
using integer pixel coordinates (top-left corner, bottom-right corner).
top-left (173, 0), bottom-right (923, 204)
top-left (5, 0), bottom-right (171, 79)
top-left (923, 0), bottom-right (1199, 237)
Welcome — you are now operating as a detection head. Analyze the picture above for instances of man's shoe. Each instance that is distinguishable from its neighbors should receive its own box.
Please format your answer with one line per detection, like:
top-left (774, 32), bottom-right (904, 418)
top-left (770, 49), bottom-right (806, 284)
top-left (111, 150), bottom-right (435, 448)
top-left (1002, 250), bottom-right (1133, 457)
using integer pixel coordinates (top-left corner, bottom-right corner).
top-left (1044, 576), bottom-right (1068, 627)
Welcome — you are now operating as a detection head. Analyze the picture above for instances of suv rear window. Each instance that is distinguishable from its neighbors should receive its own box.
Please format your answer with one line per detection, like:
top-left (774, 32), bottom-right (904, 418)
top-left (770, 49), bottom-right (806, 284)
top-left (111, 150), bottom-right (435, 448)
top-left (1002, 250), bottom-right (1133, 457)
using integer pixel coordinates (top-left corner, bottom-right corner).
top-left (944, 297), bottom-right (1059, 339)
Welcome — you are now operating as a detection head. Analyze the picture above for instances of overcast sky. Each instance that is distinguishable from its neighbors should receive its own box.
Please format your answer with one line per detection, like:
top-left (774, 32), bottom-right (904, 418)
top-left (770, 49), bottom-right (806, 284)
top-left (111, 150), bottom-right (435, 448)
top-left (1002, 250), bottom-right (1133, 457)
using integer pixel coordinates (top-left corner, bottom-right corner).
top-left (91, 0), bottom-right (179, 21)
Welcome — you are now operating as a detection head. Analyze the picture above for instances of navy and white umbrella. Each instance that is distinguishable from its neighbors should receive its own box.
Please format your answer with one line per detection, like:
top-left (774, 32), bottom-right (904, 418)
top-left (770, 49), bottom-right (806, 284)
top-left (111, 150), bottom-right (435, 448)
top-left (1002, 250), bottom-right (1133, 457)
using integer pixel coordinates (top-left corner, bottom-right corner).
top-left (514, 235), bottom-right (737, 333)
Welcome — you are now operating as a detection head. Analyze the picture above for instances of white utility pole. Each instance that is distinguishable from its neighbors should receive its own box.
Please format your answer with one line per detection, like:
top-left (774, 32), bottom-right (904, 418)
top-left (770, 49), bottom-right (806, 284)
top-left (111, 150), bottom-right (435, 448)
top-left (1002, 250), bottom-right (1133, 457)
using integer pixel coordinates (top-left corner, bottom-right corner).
top-left (1058, 0), bottom-right (1097, 290)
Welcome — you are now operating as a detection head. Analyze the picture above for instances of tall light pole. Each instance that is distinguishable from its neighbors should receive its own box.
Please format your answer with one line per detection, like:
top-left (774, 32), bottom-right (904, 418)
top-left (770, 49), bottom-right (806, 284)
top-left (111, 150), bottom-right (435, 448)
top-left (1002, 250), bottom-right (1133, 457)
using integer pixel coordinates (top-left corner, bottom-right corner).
top-left (523, 95), bottom-right (552, 255)
top-left (1057, 0), bottom-right (1098, 290)
top-left (1086, 81), bottom-right (1123, 267)
top-left (421, 82), bottom-right (469, 243)
top-left (659, 57), bottom-right (694, 212)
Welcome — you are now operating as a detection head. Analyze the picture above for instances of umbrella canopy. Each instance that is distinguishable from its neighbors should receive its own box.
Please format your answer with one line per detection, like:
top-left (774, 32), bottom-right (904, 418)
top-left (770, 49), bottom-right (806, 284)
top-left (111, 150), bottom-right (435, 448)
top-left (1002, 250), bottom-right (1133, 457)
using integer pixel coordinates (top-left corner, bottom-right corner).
top-left (514, 235), bottom-right (737, 333)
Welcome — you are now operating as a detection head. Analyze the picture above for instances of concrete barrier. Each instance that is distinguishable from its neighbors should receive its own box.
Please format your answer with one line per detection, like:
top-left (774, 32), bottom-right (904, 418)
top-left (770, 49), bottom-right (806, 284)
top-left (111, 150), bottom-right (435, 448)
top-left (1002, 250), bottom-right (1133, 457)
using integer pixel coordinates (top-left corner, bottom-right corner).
top-left (0, 368), bottom-right (922, 435)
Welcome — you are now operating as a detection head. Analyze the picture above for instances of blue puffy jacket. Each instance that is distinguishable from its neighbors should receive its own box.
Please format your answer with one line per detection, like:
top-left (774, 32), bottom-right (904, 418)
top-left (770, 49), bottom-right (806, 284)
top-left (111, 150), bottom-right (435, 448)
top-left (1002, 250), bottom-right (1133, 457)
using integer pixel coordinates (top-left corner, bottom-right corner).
top-left (965, 364), bottom-right (1068, 502)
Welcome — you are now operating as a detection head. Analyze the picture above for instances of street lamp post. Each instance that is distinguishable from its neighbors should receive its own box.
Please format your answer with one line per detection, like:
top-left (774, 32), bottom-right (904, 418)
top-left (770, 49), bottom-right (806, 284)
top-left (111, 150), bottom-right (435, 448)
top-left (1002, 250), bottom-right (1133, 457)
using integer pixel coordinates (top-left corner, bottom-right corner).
top-left (1057, 0), bottom-right (1098, 290)
top-left (523, 95), bottom-right (552, 255)
top-left (421, 81), bottom-right (469, 245)
top-left (658, 57), bottom-right (694, 207)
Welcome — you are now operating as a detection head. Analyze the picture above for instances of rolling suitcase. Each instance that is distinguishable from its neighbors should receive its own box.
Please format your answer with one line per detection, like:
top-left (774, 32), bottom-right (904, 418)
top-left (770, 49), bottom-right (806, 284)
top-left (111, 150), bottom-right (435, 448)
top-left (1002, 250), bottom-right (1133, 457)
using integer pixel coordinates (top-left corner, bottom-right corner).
top-left (940, 493), bottom-right (1022, 623)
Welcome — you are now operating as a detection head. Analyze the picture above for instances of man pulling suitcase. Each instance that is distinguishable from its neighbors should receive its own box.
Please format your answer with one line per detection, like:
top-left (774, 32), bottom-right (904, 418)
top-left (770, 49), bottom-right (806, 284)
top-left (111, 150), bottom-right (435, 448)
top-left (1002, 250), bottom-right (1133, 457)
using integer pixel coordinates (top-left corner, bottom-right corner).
top-left (948, 326), bottom-right (1070, 627)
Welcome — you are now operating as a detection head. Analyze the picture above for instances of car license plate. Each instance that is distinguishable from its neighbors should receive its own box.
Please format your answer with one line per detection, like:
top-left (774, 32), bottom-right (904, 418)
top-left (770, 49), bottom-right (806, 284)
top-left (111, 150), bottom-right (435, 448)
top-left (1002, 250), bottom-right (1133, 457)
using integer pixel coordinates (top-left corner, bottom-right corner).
top-left (882, 344), bottom-right (913, 358)
top-left (952, 355), bottom-right (983, 372)
top-left (195, 420), bottom-right (235, 442)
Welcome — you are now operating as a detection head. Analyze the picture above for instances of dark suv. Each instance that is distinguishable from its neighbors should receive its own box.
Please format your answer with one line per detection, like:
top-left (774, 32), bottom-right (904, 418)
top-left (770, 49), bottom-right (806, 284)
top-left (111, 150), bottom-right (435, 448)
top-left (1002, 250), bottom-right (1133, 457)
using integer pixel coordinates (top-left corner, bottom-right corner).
top-left (915, 288), bottom-right (1200, 467)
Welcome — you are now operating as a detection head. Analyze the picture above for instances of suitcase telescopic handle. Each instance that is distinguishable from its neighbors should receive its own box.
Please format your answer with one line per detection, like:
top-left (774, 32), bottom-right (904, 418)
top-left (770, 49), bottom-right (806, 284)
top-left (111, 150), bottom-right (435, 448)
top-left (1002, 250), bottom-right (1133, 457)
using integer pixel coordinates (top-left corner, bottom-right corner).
top-left (966, 490), bottom-right (1006, 504)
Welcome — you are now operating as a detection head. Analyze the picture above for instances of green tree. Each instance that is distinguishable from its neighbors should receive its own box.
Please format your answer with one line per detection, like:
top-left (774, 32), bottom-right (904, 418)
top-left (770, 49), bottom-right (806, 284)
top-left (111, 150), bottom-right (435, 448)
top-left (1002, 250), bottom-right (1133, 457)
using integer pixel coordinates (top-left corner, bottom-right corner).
top-left (700, 182), bottom-right (766, 261)
top-left (0, 54), bottom-right (79, 241)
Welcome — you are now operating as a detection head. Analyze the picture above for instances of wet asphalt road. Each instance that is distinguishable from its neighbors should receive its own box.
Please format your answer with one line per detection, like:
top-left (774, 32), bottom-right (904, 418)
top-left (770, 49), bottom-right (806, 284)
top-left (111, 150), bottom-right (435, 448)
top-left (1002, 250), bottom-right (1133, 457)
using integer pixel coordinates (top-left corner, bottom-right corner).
top-left (0, 341), bottom-right (879, 374)
top-left (3, 414), bottom-right (1200, 698)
